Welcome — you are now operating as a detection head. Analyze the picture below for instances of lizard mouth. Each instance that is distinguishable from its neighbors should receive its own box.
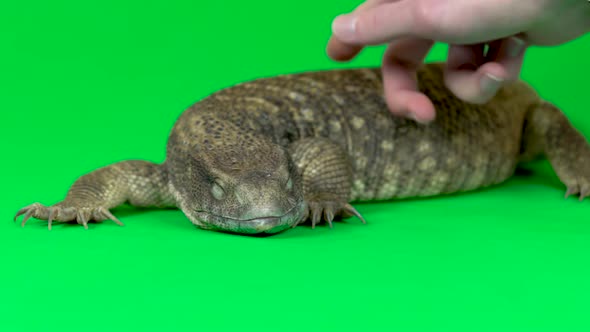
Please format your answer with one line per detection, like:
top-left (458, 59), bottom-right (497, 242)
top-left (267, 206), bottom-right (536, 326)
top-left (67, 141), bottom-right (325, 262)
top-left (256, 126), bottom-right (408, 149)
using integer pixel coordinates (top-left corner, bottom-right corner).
top-left (191, 201), bottom-right (307, 234)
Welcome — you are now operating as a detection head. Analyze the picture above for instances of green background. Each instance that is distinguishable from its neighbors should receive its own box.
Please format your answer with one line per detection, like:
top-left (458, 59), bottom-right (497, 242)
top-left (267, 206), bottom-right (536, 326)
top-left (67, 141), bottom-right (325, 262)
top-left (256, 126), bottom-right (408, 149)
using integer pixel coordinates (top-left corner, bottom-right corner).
top-left (1, 1), bottom-right (589, 331)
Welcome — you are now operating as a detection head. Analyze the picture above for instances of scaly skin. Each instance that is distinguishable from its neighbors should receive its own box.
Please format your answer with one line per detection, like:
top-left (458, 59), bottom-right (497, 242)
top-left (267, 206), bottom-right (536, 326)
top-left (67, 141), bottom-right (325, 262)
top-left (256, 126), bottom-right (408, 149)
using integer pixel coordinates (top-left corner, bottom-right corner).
top-left (14, 63), bottom-right (590, 234)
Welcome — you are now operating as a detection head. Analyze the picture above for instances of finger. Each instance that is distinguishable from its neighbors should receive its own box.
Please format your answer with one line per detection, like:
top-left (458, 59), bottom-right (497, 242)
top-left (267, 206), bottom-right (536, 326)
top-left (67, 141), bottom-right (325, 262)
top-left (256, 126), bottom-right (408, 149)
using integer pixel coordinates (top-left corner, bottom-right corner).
top-left (484, 36), bottom-right (527, 82)
top-left (326, 36), bottom-right (364, 61)
top-left (327, 0), bottom-right (397, 61)
top-left (381, 38), bottom-right (435, 122)
top-left (326, 1), bottom-right (381, 61)
top-left (444, 43), bottom-right (504, 104)
top-left (447, 43), bottom-right (486, 70)
top-left (332, 1), bottom-right (415, 45)
top-left (443, 37), bottom-right (526, 104)
top-left (332, 1), bottom-right (529, 46)
top-left (445, 64), bottom-right (505, 105)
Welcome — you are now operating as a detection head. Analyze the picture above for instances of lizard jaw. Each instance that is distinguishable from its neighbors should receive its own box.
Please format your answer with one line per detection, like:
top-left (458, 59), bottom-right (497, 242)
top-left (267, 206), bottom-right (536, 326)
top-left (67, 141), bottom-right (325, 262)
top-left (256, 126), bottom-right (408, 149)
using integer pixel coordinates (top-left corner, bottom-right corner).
top-left (188, 201), bottom-right (307, 234)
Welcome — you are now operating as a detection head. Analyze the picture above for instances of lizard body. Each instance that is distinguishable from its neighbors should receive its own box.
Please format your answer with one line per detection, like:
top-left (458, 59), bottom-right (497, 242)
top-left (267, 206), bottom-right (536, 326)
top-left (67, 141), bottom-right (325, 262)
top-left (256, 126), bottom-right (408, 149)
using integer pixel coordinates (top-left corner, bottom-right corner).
top-left (15, 63), bottom-right (590, 234)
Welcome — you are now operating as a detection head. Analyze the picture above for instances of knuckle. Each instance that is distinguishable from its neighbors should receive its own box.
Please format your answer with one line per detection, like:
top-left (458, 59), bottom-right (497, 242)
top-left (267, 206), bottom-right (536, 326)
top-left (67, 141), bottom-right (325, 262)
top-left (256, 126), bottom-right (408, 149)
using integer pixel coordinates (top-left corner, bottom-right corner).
top-left (412, 1), bottom-right (442, 35)
top-left (355, 10), bottom-right (384, 42)
top-left (412, 0), bottom-right (463, 38)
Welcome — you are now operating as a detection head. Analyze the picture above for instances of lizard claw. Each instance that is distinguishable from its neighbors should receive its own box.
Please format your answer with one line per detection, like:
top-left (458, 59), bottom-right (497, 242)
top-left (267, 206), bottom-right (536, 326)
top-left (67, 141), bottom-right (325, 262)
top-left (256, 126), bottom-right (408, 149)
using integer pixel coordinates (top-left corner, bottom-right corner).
top-left (343, 203), bottom-right (367, 224)
top-left (304, 199), bottom-right (366, 229)
top-left (310, 203), bottom-right (322, 229)
top-left (579, 185), bottom-right (590, 201)
top-left (15, 203), bottom-right (41, 223)
top-left (14, 203), bottom-right (42, 226)
top-left (76, 210), bottom-right (90, 229)
top-left (14, 208), bottom-right (28, 222)
top-left (564, 182), bottom-right (590, 201)
top-left (14, 202), bottom-right (123, 229)
top-left (47, 208), bottom-right (57, 230)
top-left (21, 209), bottom-right (35, 227)
top-left (98, 207), bottom-right (124, 226)
top-left (309, 201), bottom-right (335, 228)
top-left (324, 209), bottom-right (335, 228)
top-left (565, 186), bottom-right (580, 199)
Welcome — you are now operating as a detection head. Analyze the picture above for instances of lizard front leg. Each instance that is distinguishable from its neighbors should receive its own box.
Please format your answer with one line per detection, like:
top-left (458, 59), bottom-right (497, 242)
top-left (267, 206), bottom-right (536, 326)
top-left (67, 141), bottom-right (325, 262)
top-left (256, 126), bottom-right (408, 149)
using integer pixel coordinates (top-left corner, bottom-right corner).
top-left (522, 101), bottom-right (590, 199)
top-left (289, 138), bottom-right (366, 228)
top-left (14, 160), bottom-right (175, 229)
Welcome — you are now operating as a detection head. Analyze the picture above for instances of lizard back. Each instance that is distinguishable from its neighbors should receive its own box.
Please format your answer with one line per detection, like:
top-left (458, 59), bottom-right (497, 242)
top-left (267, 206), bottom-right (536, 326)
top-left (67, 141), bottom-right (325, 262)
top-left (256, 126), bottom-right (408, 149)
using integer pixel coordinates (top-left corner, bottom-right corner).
top-left (171, 63), bottom-right (540, 201)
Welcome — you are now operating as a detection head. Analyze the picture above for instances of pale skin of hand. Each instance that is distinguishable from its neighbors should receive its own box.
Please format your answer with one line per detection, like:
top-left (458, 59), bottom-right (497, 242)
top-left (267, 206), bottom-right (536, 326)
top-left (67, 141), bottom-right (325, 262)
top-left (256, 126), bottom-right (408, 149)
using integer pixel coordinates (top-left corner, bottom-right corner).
top-left (327, 0), bottom-right (590, 122)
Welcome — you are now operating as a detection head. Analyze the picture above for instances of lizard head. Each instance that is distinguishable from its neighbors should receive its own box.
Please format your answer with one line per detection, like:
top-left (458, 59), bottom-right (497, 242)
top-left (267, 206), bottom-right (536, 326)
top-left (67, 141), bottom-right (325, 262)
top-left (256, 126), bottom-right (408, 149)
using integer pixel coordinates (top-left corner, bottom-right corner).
top-left (171, 129), bottom-right (306, 235)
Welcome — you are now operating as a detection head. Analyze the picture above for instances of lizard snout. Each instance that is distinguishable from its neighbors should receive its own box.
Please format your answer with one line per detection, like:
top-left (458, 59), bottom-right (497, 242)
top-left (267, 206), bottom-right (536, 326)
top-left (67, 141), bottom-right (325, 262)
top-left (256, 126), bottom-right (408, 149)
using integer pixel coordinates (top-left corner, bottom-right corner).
top-left (241, 203), bottom-right (287, 220)
top-left (236, 202), bottom-right (306, 234)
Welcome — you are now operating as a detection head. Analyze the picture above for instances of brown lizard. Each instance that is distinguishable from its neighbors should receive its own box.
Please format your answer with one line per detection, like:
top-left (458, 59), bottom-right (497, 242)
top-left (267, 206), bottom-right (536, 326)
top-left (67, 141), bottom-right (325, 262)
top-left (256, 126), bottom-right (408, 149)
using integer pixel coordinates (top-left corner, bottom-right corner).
top-left (14, 63), bottom-right (590, 234)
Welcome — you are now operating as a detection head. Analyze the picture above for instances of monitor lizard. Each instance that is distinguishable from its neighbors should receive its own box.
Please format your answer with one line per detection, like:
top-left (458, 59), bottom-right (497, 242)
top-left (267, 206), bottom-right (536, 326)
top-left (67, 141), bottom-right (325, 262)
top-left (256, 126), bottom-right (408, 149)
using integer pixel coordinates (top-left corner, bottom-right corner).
top-left (14, 63), bottom-right (590, 234)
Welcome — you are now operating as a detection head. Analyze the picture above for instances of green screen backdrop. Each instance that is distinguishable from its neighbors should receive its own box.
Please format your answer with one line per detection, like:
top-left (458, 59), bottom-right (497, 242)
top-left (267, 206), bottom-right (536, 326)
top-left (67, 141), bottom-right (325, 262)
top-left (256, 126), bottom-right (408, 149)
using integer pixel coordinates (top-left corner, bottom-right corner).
top-left (1, 1), bottom-right (589, 331)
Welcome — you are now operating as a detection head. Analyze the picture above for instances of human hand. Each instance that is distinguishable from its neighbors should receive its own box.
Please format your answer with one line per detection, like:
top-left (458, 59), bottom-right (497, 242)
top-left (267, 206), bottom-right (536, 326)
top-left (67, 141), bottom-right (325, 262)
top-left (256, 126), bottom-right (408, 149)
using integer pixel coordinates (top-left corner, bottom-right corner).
top-left (327, 0), bottom-right (590, 122)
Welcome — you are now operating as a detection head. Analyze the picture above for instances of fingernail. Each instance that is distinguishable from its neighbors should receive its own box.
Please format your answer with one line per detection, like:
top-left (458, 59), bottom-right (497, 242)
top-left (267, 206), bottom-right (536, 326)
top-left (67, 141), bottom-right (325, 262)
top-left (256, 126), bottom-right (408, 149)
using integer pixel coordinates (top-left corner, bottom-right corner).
top-left (480, 73), bottom-right (504, 96)
top-left (332, 15), bottom-right (357, 39)
top-left (507, 36), bottom-right (526, 57)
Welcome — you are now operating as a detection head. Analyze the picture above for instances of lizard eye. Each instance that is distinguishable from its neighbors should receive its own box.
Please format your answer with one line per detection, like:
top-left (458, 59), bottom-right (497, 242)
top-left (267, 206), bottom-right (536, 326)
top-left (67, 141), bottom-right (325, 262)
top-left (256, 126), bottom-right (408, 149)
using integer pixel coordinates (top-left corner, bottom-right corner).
top-left (211, 181), bottom-right (225, 200)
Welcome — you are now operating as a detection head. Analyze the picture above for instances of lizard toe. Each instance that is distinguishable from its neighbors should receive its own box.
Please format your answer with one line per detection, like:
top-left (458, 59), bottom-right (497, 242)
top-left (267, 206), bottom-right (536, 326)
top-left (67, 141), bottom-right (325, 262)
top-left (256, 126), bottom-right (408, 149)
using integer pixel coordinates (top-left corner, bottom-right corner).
top-left (47, 207), bottom-right (58, 230)
top-left (15, 202), bottom-right (123, 230)
top-left (76, 210), bottom-right (90, 229)
top-left (343, 203), bottom-right (367, 225)
top-left (304, 199), bottom-right (365, 229)
top-left (98, 207), bottom-right (124, 226)
top-left (564, 179), bottom-right (590, 201)
top-left (565, 186), bottom-right (579, 199)
top-left (579, 183), bottom-right (590, 201)
top-left (309, 202), bottom-right (322, 229)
